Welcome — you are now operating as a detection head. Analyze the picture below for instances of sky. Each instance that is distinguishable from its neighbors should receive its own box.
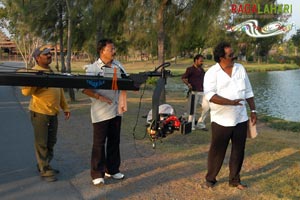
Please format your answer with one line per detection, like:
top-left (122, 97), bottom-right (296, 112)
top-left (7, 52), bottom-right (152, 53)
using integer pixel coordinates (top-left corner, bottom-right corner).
top-left (277, 0), bottom-right (300, 39)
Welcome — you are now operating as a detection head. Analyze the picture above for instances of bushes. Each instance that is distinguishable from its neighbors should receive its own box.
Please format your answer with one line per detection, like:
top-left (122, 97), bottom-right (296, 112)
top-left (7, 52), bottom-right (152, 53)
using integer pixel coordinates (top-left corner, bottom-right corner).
top-left (248, 55), bottom-right (254, 62)
top-left (280, 56), bottom-right (300, 66)
top-left (206, 54), bottom-right (212, 60)
top-left (247, 55), bottom-right (300, 66)
top-left (292, 56), bottom-right (300, 66)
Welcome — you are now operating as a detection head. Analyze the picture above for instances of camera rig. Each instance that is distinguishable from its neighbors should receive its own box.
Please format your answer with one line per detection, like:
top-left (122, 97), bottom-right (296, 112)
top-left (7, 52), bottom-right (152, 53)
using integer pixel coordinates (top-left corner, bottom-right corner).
top-left (137, 62), bottom-right (187, 148)
top-left (0, 62), bottom-right (190, 148)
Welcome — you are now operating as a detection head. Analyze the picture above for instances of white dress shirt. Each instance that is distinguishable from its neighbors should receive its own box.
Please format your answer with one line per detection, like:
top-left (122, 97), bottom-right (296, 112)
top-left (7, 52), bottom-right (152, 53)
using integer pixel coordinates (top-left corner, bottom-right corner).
top-left (204, 63), bottom-right (254, 127)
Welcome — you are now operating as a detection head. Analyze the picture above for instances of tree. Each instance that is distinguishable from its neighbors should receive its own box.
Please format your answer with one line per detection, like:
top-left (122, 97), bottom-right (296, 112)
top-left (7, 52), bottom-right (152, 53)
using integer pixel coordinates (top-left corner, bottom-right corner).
top-left (157, 0), bottom-right (170, 64)
top-left (290, 29), bottom-right (300, 66)
top-left (1, 1), bottom-right (42, 67)
top-left (125, 0), bottom-right (223, 61)
top-left (65, 0), bottom-right (75, 101)
top-left (292, 29), bottom-right (300, 56)
top-left (124, 0), bottom-right (223, 104)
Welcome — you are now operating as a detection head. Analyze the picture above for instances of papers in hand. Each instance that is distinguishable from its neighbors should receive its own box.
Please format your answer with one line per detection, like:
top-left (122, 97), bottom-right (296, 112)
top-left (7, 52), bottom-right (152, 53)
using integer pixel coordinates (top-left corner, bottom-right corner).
top-left (247, 120), bottom-right (258, 139)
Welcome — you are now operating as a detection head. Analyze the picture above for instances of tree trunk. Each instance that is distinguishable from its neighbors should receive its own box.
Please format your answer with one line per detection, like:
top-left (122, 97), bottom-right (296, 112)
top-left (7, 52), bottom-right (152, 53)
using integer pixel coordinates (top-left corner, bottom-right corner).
top-left (65, 0), bottom-right (75, 101)
top-left (59, 2), bottom-right (66, 73)
top-left (157, 1), bottom-right (169, 105)
top-left (54, 43), bottom-right (59, 72)
top-left (157, 1), bottom-right (166, 65)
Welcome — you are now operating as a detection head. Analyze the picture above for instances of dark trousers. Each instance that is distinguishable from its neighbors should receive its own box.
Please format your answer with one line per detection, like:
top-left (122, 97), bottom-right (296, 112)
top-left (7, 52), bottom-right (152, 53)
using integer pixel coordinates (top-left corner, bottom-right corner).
top-left (30, 111), bottom-right (58, 172)
top-left (205, 121), bottom-right (247, 185)
top-left (91, 116), bottom-right (122, 179)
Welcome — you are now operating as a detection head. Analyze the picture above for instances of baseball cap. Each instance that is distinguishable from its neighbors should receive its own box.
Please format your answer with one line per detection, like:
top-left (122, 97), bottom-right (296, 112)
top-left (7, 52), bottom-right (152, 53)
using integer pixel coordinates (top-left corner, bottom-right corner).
top-left (32, 45), bottom-right (54, 59)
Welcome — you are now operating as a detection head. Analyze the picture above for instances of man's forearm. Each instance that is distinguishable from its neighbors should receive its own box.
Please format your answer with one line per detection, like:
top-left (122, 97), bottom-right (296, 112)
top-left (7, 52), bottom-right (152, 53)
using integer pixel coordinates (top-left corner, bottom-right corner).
top-left (210, 94), bottom-right (243, 106)
top-left (246, 97), bottom-right (256, 110)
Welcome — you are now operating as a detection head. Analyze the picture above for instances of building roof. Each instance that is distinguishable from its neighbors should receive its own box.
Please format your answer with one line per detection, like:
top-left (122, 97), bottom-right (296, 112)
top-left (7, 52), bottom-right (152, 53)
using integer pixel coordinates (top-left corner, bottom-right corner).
top-left (0, 30), bottom-right (16, 48)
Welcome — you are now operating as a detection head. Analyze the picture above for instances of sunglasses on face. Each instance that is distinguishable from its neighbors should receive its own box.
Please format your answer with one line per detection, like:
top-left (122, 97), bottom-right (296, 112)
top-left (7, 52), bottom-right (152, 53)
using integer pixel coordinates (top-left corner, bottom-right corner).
top-left (225, 52), bottom-right (234, 59)
top-left (40, 52), bottom-right (52, 56)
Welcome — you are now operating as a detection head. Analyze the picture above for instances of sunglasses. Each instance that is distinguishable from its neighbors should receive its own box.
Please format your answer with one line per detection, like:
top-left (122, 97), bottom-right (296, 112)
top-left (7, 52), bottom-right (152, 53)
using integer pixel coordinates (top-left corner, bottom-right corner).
top-left (225, 52), bottom-right (234, 59)
top-left (40, 53), bottom-right (52, 56)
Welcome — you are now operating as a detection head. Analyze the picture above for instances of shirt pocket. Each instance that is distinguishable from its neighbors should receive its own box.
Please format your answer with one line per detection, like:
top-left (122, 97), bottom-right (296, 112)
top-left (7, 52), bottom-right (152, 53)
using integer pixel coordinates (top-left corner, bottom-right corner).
top-left (236, 78), bottom-right (246, 98)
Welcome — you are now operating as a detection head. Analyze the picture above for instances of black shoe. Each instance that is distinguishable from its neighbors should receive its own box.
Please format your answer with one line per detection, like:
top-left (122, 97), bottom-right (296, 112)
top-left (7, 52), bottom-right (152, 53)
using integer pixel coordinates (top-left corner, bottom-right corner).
top-left (205, 181), bottom-right (217, 188)
top-left (229, 183), bottom-right (248, 190)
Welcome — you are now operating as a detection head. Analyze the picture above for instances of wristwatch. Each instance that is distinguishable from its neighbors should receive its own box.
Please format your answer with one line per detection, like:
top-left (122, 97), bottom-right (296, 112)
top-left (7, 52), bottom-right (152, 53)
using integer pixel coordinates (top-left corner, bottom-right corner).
top-left (251, 110), bottom-right (257, 113)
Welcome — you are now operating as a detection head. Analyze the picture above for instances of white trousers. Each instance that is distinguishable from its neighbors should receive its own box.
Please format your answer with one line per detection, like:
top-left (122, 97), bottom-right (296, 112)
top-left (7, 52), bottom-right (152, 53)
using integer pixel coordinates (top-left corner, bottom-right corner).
top-left (187, 92), bottom-right (210, 129)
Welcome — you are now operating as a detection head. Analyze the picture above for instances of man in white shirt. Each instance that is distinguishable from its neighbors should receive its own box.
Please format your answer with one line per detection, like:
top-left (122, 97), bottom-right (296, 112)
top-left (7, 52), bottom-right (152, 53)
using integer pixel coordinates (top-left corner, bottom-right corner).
top-left (82, 39), bottom-right (126, 187)
top-left (203, 42), bottom-right (257, 190)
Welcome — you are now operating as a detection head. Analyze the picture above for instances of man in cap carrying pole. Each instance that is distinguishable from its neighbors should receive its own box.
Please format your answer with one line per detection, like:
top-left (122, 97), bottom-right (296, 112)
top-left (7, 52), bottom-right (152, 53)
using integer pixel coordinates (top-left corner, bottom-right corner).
top-left (21, 45), bottom-right (70, 182)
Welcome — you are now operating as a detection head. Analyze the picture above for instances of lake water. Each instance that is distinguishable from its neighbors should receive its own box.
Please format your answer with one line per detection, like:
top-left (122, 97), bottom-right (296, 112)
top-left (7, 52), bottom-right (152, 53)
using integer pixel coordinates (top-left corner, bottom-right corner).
top-left (248, 69), bottom-right (300, 122)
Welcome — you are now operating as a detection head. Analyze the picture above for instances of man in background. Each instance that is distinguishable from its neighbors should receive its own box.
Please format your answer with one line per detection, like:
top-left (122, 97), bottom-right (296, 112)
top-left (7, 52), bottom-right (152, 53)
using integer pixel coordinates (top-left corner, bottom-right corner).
top-left (182, 54), bottom-right (209, 131)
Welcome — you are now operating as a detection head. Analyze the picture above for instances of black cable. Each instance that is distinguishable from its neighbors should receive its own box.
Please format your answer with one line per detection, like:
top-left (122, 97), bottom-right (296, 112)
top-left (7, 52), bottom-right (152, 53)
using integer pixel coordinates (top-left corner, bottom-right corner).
top-left (131, 82), bottom-right (147, 140)
top-left (131, 82), bottom-right (156, 157)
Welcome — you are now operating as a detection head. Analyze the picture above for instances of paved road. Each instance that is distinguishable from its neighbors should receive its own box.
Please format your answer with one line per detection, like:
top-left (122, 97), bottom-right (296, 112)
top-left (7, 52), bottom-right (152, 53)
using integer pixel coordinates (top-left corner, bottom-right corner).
top-left (0, 62), bottom-right (83, 200)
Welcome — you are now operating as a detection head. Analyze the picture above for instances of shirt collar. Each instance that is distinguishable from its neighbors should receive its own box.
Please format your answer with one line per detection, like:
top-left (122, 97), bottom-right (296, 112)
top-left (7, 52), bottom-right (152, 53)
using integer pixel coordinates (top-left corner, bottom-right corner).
top-left (33, 65), bottom-right (53, 72)
top-left (97, 58), bottom-right (117, 67)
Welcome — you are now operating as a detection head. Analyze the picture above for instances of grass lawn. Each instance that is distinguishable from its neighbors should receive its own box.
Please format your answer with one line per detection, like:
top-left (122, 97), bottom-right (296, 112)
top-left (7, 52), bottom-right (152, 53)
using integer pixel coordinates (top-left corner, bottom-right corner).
top-left (64, 59), bottom-right (299, 199)
top-left (67, 89), bottom-right (300, 199)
